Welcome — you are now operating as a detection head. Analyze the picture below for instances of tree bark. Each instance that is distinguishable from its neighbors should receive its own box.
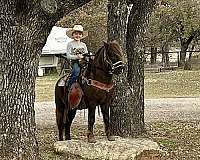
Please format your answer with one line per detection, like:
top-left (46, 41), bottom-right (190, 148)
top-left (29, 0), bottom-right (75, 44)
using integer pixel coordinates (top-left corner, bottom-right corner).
top-left (0, 0), bottom-right (91, 159)
top-left (107, 0), bottom-right (130, 137)
top-left (108, 0), bottom-right (155, 137)
top-left (126, 0), bottom-right (154, 136)
top-left (179, 35), bottom-right (195, 68)
top-left (184, 44), bottom-right (195, 70)
top-left (161, 45), bottom-right (169, 67)
top-left (107, 0), bottom-right (128, 50)
top-left (150, 47), bottom-right (157, 64)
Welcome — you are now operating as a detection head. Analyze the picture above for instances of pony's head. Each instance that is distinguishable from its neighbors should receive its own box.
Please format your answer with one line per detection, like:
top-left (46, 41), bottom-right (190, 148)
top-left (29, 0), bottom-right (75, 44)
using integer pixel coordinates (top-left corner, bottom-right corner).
top-left (94, 41), bottom-right (125, 75)
top-left (94, 41), bottom-right (124, 74)
top-left (102, 41), bottom-right (125, 75)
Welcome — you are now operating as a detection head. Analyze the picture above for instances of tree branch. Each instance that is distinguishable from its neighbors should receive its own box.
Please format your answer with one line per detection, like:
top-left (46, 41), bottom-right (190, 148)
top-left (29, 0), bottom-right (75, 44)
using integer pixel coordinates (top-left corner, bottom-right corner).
top-left (39, 0), bottom-right (91, 25)
top-left (181, 30), bottom-right (197, 46)
top-left (186, 34), bottom-right (195, 45)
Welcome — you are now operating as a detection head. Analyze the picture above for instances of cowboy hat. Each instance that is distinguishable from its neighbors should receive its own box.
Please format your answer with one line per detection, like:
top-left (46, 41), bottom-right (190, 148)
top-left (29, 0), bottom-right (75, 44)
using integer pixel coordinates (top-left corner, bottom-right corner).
top-left (66, 25), bottom-right (88, 39)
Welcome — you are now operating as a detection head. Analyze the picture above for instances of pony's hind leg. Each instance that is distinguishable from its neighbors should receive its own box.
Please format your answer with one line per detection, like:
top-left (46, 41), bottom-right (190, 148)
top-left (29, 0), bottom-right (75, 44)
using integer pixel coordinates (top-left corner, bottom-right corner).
top-left (56, 103), bottom-right (65, 141)
top-left (100, 105), bottom-right (115, 141)
top-left (87, 106), bottom-right (96, 143)
top-left (65, 109), bottom-right (77, 140)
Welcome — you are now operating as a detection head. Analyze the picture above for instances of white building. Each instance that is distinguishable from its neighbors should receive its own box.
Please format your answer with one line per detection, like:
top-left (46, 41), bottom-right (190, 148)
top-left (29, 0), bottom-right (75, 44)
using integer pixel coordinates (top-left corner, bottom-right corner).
top-left (38, 26), bottom-right (72, 76)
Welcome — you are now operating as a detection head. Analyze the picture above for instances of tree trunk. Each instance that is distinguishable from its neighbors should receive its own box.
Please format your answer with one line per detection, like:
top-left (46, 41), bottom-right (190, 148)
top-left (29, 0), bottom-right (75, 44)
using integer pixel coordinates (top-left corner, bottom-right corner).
top-left (107, 0), bottom-right (130, 137)
top-left (161, 45), bottom-right (169, 67)
top-left (150, 47), bottom-right (157, 64)
top-left (0, 37), bottom-right (39, 159)
top-left (179, 44), bottom-right (187, 67)
top-left (179, 35), bottom-right (195, 68)
top-left (126, 0), bottom-right (154, 136)
top-left (0, 5), bottom-right (43, 159)
top-left (184, 44), bottom-right (195, 70)
top-left (107, 0), bottom-right (128, 50)
top-left (108, 0), bottom-right (155, 137)
top-left (0, 0), bottom-right (91, 159)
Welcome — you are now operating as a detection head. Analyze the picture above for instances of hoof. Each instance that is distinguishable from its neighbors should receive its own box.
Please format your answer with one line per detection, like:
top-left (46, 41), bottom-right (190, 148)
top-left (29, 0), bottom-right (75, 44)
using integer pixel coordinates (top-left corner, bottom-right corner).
top-left (87, 132), bottom-right (96, 143)
top-left (107, 135), bottom-right (115, 141)
top-left (59, 137), bottom-right (64, 141)
top-left (88, 137), bottom-right (96, 143)
top-left (65, 137), bottom-right (71, 140)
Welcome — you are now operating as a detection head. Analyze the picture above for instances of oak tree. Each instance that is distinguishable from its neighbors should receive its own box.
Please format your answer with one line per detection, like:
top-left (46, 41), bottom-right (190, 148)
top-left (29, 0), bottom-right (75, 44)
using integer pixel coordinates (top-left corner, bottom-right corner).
top-left (0, 0), bottom-right (91, 159)
top-left (108, 0), bottom-right (155, 137)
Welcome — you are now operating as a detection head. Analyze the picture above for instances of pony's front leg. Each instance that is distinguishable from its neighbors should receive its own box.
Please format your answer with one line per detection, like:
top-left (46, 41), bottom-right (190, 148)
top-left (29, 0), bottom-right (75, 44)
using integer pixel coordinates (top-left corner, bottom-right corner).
top-left (100, 105), bottom-right (115, 141)
top-left (87, 106), bottom-right (96, 143)
top-left (65, 109), bottom-right (77, 140)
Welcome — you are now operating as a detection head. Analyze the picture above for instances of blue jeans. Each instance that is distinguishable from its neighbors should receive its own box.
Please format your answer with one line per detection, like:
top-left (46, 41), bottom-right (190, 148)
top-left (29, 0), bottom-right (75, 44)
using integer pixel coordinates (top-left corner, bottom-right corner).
top-left (68, 63), bottom-right (80, 88)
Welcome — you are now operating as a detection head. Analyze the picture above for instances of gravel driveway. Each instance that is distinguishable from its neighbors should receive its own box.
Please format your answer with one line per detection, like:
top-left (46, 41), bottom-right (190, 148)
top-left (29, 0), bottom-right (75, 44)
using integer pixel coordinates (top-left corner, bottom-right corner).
top-left (35, 98), bottom-right (200, 126)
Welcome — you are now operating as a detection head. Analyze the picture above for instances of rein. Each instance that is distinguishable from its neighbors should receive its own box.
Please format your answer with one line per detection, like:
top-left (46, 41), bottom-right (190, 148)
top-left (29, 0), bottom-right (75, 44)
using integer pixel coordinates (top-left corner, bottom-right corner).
top-left (82, 55), bottom-right (114, 92)
top-left (81, 43), bottom-right (123, 92)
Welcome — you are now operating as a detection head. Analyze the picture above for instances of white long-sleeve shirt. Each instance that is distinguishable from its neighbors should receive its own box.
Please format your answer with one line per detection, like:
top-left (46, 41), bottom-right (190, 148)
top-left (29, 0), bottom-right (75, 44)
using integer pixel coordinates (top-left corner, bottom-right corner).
top-left (66, 40), bottom-right (88, 60)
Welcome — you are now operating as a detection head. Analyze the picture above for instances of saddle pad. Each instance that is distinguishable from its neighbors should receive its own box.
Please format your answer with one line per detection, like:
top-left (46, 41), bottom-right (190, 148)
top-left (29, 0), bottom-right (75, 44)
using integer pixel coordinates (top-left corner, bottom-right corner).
top-left (57, 76), bottom-right (68, 86)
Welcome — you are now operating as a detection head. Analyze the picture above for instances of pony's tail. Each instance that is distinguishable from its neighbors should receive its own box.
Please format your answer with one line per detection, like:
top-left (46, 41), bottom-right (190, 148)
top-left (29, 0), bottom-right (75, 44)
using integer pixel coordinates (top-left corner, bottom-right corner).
top-left (63, 83), bottom-right (69, 124)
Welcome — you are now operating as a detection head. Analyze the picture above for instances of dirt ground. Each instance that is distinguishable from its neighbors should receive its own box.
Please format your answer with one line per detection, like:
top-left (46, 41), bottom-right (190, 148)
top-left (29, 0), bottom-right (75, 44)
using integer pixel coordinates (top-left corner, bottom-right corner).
top-left (35, 98), bottom-right (200, 159)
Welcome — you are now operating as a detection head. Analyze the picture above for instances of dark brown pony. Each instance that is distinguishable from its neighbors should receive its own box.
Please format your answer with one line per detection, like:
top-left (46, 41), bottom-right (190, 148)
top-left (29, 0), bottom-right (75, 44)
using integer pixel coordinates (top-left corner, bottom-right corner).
top-left (55, 41), bottom-right (125, 143)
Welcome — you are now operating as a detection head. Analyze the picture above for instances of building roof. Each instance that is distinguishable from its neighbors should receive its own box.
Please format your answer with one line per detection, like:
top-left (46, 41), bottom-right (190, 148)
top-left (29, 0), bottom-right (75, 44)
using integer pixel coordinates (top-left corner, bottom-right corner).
top-left (42, 26), bottom-right (72, 55)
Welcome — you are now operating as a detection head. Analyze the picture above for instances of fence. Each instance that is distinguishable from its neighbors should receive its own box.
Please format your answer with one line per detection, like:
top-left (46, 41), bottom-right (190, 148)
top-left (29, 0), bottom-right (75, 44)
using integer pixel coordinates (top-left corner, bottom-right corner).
top-left (144, 51), bottom-right (200, 72)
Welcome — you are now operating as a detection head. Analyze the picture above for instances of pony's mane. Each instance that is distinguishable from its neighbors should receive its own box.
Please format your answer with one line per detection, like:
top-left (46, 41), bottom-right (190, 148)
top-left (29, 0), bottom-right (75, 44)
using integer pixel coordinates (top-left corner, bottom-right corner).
top-left (94, 41), bottom-right (124, 62)
top-left (108, 41), bottom-right (124, 61)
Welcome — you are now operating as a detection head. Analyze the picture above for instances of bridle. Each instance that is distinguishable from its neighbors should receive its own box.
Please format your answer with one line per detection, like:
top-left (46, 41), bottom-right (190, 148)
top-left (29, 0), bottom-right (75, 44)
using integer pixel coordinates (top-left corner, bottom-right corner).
top-left (84, 45), bottom-right (124, 75)
top-left (106, 59), bottom-right (124, 75)
top-left (82, 44), bottom-right (124, 92)
top-left (103, 47), bottom-right (124, 75)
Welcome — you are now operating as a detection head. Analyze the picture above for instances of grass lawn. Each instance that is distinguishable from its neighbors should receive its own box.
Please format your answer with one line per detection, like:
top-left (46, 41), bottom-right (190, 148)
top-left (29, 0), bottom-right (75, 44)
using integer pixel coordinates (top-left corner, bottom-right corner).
top-left (145, 70), bottom-right (200, 98)
top-left (35, 70), bottom-right (200, 102)
top-left (35, 73), bottom-right (60, 102)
